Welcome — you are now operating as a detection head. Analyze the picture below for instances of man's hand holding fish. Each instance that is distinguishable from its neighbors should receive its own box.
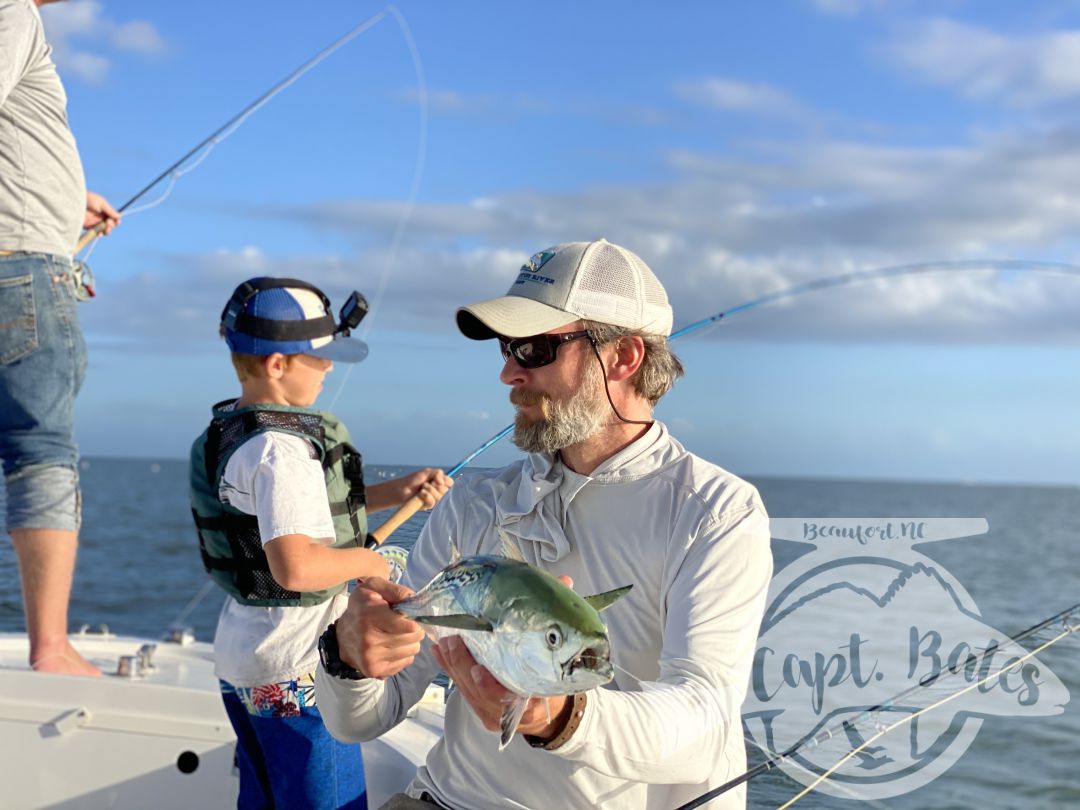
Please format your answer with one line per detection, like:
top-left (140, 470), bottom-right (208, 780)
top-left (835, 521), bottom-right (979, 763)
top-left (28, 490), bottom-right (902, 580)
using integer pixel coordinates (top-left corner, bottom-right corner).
top-left (335, 577), bottom-right (426, 680)
top-left (431, 635), bottom-right (572, 743)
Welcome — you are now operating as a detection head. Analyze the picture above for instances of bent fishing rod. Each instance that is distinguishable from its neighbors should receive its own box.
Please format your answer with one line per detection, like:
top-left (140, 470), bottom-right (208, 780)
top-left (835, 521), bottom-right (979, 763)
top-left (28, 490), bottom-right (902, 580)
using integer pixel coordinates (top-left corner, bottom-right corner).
top-left (75, 7), bottom-right (393, 253)
top-left (676, 600), bottom-right (1080, 809)
top-left (370, 258), bottom-right (1080, 542)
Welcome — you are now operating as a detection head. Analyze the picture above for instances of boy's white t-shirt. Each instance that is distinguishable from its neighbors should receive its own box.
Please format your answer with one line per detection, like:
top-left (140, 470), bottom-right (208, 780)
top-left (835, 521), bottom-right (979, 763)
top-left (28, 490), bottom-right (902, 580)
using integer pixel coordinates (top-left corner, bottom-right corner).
top-left (212, 430), bottom-right (349, 687)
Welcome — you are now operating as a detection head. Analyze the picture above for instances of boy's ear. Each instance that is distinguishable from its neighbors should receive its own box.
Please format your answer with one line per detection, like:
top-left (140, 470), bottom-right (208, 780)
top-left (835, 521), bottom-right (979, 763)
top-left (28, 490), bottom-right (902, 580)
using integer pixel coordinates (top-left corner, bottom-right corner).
top-left (263, 353), bottom-right (287, 380)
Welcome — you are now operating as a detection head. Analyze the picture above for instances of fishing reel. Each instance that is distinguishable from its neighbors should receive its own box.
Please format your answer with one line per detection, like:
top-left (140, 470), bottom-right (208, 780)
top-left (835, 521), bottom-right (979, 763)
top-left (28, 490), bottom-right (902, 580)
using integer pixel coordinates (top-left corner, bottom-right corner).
top-left (72, 260), bottom-right (96, 302)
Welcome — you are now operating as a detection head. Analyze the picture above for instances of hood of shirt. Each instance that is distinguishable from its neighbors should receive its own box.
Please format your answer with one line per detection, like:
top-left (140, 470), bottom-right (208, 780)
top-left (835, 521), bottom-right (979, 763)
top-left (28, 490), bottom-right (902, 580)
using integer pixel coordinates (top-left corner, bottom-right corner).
top-left (490, 421), bottom-right (682, 564)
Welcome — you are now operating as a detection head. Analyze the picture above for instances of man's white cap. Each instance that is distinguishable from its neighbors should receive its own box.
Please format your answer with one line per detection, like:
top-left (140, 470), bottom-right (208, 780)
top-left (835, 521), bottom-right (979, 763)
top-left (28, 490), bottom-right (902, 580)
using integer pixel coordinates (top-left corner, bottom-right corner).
top-left (456, 239), bottom-right (673, 340)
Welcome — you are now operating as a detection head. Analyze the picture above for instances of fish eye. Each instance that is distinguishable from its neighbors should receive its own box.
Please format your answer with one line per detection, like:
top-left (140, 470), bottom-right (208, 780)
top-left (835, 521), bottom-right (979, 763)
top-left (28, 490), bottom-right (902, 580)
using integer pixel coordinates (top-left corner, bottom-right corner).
top-left (545, 625), bottom-right (564, 649)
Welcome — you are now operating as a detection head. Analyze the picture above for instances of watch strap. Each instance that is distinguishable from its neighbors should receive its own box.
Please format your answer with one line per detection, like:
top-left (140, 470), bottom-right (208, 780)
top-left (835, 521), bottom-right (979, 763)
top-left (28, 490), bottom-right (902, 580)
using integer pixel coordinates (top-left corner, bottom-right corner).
top-left (526, 692), bottom-right (587, 750)
top-left (318, 620), bottom-right (365, 680)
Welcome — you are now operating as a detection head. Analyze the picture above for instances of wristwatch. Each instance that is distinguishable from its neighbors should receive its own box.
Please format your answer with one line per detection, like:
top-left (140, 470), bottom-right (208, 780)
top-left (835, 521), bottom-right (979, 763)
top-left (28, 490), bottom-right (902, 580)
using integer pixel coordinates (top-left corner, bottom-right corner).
top-left (318, 621), bottom-right (365, 680)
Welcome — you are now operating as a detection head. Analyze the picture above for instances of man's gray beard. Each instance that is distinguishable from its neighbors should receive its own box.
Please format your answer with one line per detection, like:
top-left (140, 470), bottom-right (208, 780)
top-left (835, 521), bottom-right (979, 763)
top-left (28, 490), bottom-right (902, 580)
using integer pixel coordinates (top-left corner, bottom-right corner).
top-left (512, 359), bottom-right (609, 454)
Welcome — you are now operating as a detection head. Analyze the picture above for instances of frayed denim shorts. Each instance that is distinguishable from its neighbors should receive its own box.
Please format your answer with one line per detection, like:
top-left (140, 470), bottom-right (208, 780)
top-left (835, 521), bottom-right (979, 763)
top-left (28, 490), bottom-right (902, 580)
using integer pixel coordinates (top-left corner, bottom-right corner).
top-left (0, 253), bottom-right (87, 532)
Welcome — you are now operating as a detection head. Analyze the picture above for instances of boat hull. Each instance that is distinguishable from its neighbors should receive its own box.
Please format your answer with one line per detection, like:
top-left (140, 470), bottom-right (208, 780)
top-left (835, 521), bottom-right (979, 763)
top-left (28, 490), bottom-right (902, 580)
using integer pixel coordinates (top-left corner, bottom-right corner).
top-left (0, 631), bottom-right (442, 809)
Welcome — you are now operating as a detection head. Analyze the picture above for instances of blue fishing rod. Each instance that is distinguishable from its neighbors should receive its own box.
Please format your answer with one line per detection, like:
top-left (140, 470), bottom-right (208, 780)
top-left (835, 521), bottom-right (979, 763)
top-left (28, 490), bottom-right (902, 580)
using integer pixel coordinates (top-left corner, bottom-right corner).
top-left (367, 425), bottom-right (516, 545)
top-left (440, 258), bottom-right (1080, 477)
top-left (369, 258), bottom-right (1080, 542)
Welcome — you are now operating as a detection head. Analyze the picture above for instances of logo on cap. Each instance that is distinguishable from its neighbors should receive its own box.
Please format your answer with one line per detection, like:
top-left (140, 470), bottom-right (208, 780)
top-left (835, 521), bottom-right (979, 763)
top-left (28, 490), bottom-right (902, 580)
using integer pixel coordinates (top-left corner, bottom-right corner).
top-left (514, 249), bottom-right (558, 286)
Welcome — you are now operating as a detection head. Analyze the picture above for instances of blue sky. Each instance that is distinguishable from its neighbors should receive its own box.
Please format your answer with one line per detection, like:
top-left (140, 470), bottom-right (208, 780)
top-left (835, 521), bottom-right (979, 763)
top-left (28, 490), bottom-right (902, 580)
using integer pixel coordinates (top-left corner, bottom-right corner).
top-left (38, 0), bottom-right (1080, 484)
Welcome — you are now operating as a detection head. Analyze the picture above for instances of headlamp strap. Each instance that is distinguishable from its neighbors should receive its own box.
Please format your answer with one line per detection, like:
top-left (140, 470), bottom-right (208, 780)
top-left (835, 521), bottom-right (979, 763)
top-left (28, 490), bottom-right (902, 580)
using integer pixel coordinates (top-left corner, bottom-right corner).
top-left (220, 277), bottom-right (337, 341)
top-left (231, 312), bottom-right (337, 341)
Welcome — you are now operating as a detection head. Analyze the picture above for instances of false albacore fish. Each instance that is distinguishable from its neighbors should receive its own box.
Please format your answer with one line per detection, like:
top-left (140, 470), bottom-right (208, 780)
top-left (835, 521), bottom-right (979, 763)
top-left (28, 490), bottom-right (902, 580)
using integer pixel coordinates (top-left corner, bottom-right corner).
top-left (394, 532), bottom-right (632, 749)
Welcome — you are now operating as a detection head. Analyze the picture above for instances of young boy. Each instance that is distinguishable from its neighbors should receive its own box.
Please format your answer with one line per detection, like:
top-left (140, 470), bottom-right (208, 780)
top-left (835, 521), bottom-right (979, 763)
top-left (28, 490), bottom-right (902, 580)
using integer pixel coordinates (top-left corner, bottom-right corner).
top-left (189, 277), bottom-right (450, 809)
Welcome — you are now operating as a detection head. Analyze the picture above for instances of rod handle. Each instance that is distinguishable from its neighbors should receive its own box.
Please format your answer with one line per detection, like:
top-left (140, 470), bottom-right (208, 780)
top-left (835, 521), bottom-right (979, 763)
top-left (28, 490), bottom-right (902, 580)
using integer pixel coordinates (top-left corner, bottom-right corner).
top-left (75, 221), bottom-right (107, 253)
top-left (369, 494), bottom-right (426, 546)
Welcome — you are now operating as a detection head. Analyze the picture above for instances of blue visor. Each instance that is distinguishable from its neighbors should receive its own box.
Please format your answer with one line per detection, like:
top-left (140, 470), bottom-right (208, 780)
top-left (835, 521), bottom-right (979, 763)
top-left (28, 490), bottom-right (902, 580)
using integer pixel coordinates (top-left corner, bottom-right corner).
top-left (305, 335), bottom-right (369, 363)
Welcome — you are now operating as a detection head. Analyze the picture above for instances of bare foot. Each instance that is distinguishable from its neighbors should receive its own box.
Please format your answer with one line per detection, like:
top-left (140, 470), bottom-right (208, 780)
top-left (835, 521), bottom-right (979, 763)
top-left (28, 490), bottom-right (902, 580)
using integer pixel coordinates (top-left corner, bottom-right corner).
top-left (30, 642), bottom-right (102, 677)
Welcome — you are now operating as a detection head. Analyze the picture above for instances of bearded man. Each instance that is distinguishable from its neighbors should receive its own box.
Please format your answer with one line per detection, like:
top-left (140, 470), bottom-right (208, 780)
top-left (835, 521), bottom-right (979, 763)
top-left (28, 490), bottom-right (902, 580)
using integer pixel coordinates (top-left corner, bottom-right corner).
top-left (316, 239), bottom-right (774, 809)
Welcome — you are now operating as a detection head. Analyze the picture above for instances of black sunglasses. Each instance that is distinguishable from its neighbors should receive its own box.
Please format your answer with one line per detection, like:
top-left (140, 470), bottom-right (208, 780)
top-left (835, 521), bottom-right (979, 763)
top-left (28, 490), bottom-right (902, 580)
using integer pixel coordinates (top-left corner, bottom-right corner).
top-left (498, 330), bottom-right (593, 369)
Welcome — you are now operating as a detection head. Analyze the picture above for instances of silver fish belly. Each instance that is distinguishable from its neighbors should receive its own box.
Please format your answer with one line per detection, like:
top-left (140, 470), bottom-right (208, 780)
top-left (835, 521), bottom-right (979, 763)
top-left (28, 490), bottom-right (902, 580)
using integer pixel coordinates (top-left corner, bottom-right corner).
top-left (394, 553), bottom-right (631, 748)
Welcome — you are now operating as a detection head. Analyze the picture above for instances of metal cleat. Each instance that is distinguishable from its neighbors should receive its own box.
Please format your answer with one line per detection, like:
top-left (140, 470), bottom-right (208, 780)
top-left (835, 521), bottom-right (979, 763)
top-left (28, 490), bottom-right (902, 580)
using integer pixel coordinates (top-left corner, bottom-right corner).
top-left (163, 625), bottom-right (195, 646)
top-left (137, 643), bottom-right (157, 673)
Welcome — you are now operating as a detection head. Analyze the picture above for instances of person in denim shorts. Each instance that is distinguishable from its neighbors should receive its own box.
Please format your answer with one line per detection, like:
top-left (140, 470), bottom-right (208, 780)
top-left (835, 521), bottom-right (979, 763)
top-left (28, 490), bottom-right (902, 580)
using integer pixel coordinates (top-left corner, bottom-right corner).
top-left (1, 0), bottom-right (120, 676)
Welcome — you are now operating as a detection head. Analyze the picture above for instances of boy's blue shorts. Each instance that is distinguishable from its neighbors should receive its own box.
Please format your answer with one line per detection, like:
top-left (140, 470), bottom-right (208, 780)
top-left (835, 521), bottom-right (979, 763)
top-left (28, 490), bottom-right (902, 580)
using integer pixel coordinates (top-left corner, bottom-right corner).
top-left (221, 677), bottom-right (367, 810)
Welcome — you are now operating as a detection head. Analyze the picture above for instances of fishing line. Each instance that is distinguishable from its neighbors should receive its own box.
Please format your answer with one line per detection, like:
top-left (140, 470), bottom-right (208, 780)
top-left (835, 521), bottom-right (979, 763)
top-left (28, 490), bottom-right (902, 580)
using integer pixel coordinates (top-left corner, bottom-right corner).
top-left (80, 231), bottom-right (101, 263)
top-left (609, 660), bottom-right (649, 687)
top-left (778, 617), bottom-right (1078, 808)
top-left (674, 601), bottom-right (1080, 809)
top-left (164, 579), bottom-right (216, 630)
top-left (77, 6), bottom-right (392, 252)
top-left (740, 733), bottom-right (892, 810)
top-left (117, 143), bottom-right (218, 219)
top-left (358, 5), bottom-right (427, 343)
top-left (608, 657), bottom-right (888, 808)
top-left (327, 4), bottom-right (428, 411)
top-left (442, 258), bottom-right (1080, 476)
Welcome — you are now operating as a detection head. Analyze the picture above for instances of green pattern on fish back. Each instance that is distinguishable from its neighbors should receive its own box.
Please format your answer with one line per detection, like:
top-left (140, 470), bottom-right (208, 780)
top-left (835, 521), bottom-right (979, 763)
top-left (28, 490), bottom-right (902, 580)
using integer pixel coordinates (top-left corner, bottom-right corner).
top-left (487, 558), bottom-right (609, 638)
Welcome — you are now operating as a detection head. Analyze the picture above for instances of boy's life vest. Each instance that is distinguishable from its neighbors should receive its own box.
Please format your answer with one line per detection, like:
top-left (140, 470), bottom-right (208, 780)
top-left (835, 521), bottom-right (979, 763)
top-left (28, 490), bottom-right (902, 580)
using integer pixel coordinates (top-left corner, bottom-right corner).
top-left (189, 399), bottom-right (368, 607)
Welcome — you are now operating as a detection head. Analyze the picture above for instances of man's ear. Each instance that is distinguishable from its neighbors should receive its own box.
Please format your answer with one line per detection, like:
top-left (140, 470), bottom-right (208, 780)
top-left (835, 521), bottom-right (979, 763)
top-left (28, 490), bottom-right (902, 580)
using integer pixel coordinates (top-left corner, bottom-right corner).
top-left (606, 336), bottom-right (645, 383)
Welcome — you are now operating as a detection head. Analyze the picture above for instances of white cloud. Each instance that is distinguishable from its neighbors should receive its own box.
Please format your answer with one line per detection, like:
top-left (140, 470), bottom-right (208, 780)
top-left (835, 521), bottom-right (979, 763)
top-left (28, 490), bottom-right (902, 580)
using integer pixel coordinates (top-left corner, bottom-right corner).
top-left (107, 20), bottom-right (165, 55)
top-left (39, 0), bottom-right (166, 84)
top-left (78, 110), bottom-right (1080, 351)
top-left (808, 0), bottom-right (890, 15)
top-left (79, 243), bottom-right (529, 349)
top-left (389, 86), bottom-right (671, 127)
top-left (334, 126), bottom-right (1080, 264)
top-left (674, 77), bottom-right (807, 119)
top-left (889, 18), bottom-right (1080, 106)
top-left (85, 245), bottom-right (1080, 353)
top-left (60, 50), bottom-right (110, 85)
top-left (258, 127), bottom-right (1080, 344)
top-left (663, 129), bottom-right (1080, 256)
top-left (388, 87), bottom-right (494, 116)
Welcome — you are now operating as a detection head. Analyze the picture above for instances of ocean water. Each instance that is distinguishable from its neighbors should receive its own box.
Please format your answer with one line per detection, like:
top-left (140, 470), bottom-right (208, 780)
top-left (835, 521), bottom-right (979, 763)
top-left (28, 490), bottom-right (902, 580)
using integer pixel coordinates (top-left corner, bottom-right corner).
top-left (0, 458), bottom-right (1076, 809)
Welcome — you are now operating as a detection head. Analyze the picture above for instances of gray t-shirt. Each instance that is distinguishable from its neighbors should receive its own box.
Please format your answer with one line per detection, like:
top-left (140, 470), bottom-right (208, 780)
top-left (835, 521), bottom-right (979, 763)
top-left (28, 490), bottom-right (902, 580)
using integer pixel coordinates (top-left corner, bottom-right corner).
top-left (0, 0), bottom-right (85, 257)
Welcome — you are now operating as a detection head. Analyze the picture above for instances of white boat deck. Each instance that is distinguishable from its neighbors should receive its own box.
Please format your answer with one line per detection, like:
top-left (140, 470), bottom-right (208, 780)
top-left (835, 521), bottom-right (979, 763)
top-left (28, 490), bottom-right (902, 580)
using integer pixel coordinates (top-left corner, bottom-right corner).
top-left (0, 628), bottom-right (442, 809)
